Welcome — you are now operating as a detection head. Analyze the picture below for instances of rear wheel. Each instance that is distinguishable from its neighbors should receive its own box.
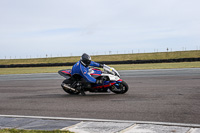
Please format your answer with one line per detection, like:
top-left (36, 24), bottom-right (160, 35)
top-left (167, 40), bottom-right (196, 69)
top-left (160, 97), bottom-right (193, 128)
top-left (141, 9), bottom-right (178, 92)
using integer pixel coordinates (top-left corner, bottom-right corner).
top-left (61, 79), bottom-right (80, 95)
top-left (111, 81), bottom-right (129, 94)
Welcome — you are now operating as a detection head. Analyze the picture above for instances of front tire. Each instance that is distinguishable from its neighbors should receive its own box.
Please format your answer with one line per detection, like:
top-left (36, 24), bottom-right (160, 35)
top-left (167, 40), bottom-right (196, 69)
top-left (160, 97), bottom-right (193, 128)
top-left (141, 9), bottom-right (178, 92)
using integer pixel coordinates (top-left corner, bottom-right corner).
top-left (111, 81), bottom-right (129, 94)
top-left (61, 79), bottom-right (80, 95)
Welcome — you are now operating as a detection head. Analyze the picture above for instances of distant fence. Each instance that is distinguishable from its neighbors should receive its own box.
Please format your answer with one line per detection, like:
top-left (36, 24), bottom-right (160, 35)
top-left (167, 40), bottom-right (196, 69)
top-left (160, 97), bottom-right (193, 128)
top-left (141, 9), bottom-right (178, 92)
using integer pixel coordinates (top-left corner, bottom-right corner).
top-left (0, 58), bottom-right (200, 68)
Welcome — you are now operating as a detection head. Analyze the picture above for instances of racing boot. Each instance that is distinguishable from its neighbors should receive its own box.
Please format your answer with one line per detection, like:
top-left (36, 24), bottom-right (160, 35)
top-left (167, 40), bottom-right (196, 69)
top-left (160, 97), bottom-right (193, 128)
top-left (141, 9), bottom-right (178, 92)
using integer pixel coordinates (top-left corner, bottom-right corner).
top-left (73, 82), bottom-right (85, 96)
top-left (76, 86), bottom-right (85, 96)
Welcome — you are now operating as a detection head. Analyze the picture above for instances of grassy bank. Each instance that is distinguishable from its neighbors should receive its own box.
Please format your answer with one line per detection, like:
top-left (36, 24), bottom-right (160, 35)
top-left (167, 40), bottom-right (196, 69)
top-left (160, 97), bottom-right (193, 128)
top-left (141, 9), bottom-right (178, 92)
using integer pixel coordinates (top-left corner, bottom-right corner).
top-left (0, 50), bottom-right (200, 65)
top-left (0, 62), bottom-right (199, 75)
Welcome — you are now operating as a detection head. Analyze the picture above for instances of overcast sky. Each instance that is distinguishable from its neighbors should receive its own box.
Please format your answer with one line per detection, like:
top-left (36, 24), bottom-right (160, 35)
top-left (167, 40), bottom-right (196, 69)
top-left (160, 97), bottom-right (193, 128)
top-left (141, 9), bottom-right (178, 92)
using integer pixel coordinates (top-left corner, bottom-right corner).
top-left (0, 0), bottom-right (200, 59)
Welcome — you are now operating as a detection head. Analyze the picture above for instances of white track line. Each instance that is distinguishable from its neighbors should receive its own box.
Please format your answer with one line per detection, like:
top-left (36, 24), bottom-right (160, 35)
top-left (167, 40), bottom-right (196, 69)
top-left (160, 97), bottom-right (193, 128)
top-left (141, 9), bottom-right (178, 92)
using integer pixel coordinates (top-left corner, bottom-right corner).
top-left (0, 114), bottom-right (200, 128)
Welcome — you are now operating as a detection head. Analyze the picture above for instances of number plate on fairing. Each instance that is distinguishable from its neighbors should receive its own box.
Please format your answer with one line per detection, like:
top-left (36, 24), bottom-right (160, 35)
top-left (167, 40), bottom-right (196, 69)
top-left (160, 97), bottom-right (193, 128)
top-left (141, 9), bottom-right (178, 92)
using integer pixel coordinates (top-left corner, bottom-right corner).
top-left (101, 74), bottom-right (120, 81)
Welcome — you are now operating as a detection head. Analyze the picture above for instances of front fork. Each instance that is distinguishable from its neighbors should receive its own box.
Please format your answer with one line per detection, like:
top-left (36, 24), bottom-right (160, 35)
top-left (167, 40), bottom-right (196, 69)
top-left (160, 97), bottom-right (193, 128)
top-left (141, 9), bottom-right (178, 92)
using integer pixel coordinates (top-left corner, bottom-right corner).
top-left (114, 79), bottom-right (123, 88)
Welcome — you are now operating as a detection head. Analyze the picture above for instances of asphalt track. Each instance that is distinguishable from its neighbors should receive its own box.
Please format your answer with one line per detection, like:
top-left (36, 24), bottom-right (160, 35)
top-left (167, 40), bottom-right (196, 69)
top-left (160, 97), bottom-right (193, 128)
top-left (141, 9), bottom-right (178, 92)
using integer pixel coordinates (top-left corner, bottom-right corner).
top-left (0, 68), bottom-right (200, 124)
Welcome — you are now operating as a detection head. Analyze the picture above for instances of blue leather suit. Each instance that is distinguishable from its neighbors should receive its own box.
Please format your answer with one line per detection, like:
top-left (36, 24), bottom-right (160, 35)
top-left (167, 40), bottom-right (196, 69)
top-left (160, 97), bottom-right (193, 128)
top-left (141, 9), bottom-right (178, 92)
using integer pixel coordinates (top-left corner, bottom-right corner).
top-left (71, 60), bottom-right (100, 83)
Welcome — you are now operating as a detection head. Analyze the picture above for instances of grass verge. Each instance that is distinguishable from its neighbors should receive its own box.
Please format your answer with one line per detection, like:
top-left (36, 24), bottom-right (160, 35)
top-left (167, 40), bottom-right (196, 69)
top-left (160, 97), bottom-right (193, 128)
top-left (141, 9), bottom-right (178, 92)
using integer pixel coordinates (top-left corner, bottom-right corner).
top-left (0, 50), bottom-right (199, 65)
top-left (110, 62), bottom-right (200, 70)
top-left (0, 129), bottom-right (72, 133)
top-left (0, 62), bottom-right (200, 75)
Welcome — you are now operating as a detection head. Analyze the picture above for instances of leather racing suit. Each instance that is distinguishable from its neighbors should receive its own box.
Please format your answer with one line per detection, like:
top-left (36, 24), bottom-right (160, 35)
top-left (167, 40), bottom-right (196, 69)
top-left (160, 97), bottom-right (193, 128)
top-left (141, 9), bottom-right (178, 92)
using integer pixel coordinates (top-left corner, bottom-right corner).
top-left (71, 60), bottom-right (101, 83)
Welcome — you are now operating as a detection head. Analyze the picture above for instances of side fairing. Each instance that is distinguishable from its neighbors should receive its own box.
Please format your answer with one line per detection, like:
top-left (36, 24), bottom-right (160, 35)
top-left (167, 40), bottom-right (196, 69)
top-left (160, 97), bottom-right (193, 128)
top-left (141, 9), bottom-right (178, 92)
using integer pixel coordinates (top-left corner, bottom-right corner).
top-left (101, 73), bottom-right (120, 81)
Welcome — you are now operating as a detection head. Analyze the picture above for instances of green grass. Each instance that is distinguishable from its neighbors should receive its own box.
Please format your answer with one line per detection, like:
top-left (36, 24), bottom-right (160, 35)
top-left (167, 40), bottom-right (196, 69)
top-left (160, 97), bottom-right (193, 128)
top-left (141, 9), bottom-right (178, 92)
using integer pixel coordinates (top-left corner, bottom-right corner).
top-left (0, 50), bottom-right (199, 75)
top-left (0, 129), bottom-right (72, 133)
top-left (0, 62), bottom-right (200, 75)
top-left (0, 50), bottom-right (200, 65)
top-left (110, 62), bottom-right (200, 70)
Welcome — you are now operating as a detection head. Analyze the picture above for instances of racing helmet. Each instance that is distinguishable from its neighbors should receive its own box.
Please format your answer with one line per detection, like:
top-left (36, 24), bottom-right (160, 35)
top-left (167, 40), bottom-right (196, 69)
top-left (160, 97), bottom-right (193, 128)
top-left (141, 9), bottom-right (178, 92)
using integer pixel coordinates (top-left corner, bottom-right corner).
top-left (80, 53), bottom-right (91, 67)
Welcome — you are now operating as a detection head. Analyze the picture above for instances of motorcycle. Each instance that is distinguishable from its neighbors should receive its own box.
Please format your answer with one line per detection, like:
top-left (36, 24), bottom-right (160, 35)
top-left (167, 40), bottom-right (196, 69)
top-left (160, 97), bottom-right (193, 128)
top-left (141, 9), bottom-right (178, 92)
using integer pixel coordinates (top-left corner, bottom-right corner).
top-left (58, 65), bottom-right (128, 95)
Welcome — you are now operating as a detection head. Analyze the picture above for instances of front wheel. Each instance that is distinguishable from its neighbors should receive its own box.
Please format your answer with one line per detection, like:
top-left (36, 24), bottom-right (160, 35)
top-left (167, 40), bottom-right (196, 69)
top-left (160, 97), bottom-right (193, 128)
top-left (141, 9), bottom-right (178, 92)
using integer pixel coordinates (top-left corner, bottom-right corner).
top-left (111, 81), bottom-right (129, 94)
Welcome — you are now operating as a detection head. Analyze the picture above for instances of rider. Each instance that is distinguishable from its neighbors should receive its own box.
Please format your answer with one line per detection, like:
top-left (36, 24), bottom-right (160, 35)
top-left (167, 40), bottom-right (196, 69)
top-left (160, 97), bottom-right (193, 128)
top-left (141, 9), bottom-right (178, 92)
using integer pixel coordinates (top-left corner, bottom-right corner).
top-left (71, 53), bottom-right (104, 86)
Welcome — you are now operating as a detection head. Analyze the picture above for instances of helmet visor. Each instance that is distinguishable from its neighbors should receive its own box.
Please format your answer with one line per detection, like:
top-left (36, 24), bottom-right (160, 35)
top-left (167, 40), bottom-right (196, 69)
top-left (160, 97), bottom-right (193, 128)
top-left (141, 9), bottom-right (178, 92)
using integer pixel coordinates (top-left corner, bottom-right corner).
top-left (84, 60), bottom-right (91, 66)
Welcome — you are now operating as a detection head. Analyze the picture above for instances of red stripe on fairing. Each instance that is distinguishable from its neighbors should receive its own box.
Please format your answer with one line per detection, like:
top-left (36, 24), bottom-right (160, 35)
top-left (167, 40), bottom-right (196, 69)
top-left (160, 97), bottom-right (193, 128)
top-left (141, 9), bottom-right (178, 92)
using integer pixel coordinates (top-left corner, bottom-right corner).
top-left (62, 71), bottom-right (71, 76)
top-left (118, 79), bottom-right (123, 81)
top-left (90, 74), bottom-right (101, 76)
top-left (92, 68), bottom-right (101, 71)
top-left (93, 83), bottom-right (115, 89)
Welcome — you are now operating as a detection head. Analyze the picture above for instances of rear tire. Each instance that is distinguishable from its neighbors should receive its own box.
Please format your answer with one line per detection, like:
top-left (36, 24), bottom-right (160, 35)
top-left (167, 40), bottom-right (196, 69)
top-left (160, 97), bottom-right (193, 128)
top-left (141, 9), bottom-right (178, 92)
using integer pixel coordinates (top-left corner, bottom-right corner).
top-left (62, 79), bottom-right (80, 95)
top-left (111, 81), bottom-right (129, 94)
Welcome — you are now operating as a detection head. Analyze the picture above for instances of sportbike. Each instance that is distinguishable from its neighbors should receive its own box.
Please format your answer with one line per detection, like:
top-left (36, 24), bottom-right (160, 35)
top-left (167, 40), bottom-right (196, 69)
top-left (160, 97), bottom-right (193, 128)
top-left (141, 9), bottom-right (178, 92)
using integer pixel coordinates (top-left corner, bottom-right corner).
top-left (58, 65), bottom-right (128, 95)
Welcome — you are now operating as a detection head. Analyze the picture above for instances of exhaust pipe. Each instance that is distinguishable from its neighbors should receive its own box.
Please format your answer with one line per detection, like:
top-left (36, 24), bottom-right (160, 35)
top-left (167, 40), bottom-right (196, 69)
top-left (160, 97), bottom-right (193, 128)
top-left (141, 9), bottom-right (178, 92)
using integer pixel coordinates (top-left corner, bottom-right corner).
top-left (61, 83), bottom-right (77, 92)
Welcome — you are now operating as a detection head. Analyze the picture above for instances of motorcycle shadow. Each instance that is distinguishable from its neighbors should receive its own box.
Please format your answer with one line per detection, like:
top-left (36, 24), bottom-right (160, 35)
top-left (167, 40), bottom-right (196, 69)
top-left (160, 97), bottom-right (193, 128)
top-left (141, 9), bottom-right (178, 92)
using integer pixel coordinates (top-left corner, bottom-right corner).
top-left (11, 92), bottom-right (118, 100)
top-left (64, 93), bottom-right (117, 97)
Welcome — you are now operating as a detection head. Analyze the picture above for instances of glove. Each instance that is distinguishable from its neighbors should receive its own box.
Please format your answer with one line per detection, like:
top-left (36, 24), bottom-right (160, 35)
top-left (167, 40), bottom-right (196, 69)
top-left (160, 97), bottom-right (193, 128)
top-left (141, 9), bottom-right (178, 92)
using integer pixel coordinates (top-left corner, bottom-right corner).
top-left (96, 79), bottom-right (103, 84)
top-left (99, 64), bottom-right (104, 68)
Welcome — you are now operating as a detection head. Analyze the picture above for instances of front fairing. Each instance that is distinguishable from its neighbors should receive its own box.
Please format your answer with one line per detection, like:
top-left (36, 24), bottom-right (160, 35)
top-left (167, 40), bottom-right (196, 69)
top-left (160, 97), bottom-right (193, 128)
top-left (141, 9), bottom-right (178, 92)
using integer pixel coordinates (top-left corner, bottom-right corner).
top-left (89, 67), bottom-right (122, 89)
